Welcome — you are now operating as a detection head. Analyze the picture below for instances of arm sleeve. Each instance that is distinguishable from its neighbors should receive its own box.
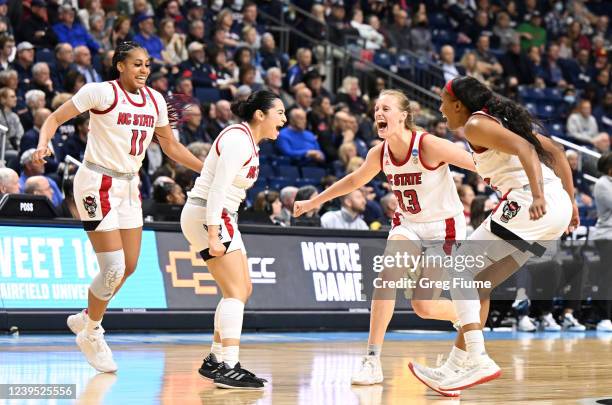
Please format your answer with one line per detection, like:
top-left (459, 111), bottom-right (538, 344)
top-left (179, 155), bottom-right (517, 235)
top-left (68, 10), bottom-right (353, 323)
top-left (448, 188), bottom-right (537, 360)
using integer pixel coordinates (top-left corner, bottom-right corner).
top-left (206, 133), bottom-right (252, 225)
top-left (71, 82), bottom-right (113, 113)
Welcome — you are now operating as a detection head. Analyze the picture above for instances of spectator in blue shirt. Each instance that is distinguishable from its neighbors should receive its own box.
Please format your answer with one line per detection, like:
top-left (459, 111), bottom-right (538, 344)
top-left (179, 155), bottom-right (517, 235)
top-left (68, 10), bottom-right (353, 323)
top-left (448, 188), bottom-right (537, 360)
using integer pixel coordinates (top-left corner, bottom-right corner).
top-left (277, 108), bottom-right (325, 164)
top-left (133, 14), bottom-right (164, 63)
top-left (52, 5), bottom-right (100, 55)
top-left (18, 148), bottom-right (63, 207)
top-left (284, 48), bottom-right (312, 93)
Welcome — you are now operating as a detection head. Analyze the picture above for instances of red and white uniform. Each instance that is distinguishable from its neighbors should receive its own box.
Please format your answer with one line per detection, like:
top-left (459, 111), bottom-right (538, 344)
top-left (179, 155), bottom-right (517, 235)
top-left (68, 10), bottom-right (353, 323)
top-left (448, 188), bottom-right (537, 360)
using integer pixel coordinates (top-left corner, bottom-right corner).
top-left (463, 111), bottom-right (573, 268)
top-left (381, 130), bottom-right (466, 249)
top-left (71, 80), bottom-right (169, 231)
top-left (181, 123), bottom-right (259, 259)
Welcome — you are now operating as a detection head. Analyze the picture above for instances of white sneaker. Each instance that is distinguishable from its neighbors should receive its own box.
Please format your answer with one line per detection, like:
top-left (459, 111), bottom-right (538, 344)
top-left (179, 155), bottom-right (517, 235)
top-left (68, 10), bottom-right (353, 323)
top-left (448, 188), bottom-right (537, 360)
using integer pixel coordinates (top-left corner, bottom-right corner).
top-left (517, 315), bottom-right (537, 332)
top-left (439, 356), bottom-right (501, 391)
top-left (351, 356), bottom-right (383, 385)
top-left (596, 319), bottom-right (612, 332)
top-left (76, 329), bottom-right (118, 373)
top-left (408, 362), bottom-right (461, 397)
top-left (540, 313), bottom-right (561, 331)
top-left (562, 312), bottom-right (586, 331)
top-left (67, 309), bottom-right (89, 335)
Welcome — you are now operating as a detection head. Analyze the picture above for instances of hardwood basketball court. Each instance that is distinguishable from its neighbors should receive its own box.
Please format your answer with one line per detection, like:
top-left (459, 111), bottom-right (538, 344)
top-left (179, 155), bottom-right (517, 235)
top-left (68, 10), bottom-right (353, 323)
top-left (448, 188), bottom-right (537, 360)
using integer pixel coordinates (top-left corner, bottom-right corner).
top-left (1, 331), bottom-right (611, 404)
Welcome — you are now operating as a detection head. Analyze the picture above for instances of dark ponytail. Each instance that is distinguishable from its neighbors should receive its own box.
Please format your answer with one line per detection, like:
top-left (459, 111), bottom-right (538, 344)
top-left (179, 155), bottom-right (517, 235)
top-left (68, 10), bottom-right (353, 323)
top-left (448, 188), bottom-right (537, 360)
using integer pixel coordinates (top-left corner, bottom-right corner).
top-left (111, 41), bottom-right (147, 79)
top-left (450, 76), bottom-right (552, 165)
top-left (231, 90), bottom-right (279, 121)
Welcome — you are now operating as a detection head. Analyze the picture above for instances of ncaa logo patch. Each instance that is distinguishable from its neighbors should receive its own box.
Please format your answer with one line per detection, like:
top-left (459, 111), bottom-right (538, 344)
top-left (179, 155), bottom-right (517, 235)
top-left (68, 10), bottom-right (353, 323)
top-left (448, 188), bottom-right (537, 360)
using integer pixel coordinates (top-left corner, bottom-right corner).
top-left (411, 148), bottom-right (418, 164)
top-left (500, 200), bottom-right (521, 223)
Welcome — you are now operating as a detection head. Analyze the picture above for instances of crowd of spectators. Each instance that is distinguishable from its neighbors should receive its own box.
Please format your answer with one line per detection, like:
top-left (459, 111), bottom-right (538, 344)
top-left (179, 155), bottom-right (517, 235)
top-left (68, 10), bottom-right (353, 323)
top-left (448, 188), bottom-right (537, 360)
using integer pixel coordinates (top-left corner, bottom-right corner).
top-left (0, 0), bottom-right (607, 232)
top-left (0, 0), bottom-right (609, 331)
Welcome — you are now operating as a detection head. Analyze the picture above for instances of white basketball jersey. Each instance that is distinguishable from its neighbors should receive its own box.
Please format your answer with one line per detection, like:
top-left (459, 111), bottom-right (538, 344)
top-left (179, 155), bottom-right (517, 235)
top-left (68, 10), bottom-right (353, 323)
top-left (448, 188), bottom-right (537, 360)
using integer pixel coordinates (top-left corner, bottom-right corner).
top-left (189, 122), bottom-right (259, 216)
top-left (381, 131), bottom-right (463, 223)
top-left (469, 111), bottom-right (558, 195)
top-left (71, 80), bottom-right (169, 173)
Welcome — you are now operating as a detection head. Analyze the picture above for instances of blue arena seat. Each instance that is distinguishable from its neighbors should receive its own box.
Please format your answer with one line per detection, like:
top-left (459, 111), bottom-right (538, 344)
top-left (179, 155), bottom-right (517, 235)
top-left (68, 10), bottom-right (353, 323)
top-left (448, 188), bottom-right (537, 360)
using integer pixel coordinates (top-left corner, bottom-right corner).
top-left (276, 164), bottom-right (300, 181)
top-left (269, 177), bottom-right (294, 190)
top-left (195, 87), bottom-right (221, 104)
top-left (258, 164), bottom-right (275, 179)
top-left (301, 166), bottom-right (327, 180)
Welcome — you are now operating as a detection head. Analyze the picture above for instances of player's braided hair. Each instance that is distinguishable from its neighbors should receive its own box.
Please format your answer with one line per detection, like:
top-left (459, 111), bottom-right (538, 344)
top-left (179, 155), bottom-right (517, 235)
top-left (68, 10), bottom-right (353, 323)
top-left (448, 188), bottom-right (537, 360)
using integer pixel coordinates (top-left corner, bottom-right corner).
top-left (447, 76), bottom-right (553, 165)
top-left (110, 41), bottom-right (146, 79)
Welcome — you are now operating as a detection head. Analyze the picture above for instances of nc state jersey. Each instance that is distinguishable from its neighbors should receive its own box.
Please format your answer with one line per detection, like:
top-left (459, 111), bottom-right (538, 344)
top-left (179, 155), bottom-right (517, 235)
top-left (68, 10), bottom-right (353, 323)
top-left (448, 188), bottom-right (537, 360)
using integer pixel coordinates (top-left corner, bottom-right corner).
top-left (71, 80), bottom-right (169, 173)
top-left (469, 111), bottom-right (558, 195)
top-left (381, 131), bottom-right (463, 222)
top-left (188, 122), bottom-right (259, 224)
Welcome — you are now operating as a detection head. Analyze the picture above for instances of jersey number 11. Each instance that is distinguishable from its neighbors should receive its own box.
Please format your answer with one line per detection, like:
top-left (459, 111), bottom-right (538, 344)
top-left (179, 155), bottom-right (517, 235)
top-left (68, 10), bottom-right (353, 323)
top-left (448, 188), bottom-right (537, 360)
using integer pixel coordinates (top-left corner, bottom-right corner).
top-left (130, 130), bottom-right (147, 156)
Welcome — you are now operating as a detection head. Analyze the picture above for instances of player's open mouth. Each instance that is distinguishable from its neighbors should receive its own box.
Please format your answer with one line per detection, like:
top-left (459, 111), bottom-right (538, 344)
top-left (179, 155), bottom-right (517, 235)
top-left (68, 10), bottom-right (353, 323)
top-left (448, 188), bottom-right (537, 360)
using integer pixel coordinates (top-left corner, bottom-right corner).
top-left (377, 121), bottom-right (387, 130)
top-left (276, 125), bottom-right (283, 131)
top-left (441, 114), bottom-right (448, 122)
top-left (136, 76), bottom-right (147, 82)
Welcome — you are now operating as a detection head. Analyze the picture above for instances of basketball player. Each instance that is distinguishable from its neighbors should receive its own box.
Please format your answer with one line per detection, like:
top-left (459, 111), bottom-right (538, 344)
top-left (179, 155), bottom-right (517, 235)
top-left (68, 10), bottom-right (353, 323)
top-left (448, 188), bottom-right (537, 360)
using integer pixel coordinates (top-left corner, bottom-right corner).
top-left (410, 76), bottom-right (578, 392)
top-left (180, 90), bottom-right (286, 389)
top-left (32, 42), bottom-right (203, 373)
top-left (294, 89), bottom-right (481, 395)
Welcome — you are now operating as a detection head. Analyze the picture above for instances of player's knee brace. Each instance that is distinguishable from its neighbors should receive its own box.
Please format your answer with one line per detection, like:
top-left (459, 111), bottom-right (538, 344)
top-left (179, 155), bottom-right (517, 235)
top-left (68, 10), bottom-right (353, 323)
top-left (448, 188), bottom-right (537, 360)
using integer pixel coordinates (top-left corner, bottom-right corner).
top-left (454, 299), bottom-right (482, 326)
top-left (218, 298), bottom-right (245, 340)
top-left (90, 250), bottom-right (126, 301)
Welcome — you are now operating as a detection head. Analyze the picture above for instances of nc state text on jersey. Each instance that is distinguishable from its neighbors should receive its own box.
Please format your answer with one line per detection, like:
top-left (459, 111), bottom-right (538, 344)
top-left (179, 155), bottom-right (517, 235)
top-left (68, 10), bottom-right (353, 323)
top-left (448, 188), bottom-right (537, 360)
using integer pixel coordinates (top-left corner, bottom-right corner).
top-left (386, 173), bottom-right (422, 187)
top-left (116, 112), bottom-right (155, 128)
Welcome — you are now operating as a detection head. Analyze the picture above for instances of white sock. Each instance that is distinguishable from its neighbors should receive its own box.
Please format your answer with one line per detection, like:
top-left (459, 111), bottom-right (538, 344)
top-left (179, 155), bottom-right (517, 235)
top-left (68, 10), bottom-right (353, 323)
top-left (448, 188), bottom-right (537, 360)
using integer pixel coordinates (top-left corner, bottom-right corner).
top-left (464, 330), bottom-right (486, 359)
top-left (443, 346), bottom-right (468, 371)
top-left (86, 318), bottom-right (102, 335)
top-left (223, 345), bottom-right (240, 368)
top-left (211, 341), bottom-right (223, 360)
top-left (367, 344), bottom-right (381, 357)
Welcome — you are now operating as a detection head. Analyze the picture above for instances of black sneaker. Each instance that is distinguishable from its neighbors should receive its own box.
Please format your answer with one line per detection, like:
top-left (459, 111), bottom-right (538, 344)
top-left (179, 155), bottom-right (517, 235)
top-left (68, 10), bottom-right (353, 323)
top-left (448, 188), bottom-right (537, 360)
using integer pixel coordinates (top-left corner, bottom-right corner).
top-left (213, 362), bottom-right (266, 390)
top-left (198, 353), bottom-right (224, 380)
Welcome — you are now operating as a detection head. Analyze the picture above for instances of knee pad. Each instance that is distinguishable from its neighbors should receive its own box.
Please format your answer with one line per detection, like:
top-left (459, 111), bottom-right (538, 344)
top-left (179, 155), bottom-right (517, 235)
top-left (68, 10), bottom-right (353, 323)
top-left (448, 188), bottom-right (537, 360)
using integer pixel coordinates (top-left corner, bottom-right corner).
top-left (214, 300), bottom-right (222, 331)
top-left (218, 298), bottom-right (245, 340)
top-left (454, 299), bottom-right (482, 326)
top-left (90, 250), bottom-right (126, 301)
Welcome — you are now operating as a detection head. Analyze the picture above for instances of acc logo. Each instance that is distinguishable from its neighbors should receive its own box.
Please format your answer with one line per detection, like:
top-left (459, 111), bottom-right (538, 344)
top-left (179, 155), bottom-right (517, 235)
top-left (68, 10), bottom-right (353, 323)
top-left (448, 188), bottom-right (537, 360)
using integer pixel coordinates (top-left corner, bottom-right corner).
top-left (249, 258), bottom-right (276, 284)
top-left (83, 195), bottom-right (97, 218)
top-left (500, 200), bottom-right (521, 223)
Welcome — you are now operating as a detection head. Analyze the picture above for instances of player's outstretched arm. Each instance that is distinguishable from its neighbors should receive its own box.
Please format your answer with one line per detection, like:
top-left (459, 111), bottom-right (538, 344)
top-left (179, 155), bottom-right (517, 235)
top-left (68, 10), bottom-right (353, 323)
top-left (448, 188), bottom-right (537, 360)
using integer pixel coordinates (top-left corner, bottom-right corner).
top-left (33, 100), bottom-right (81, 165)
top-left (420, 134), bottom-right (477, 172)
top-left (293, 142), bottom-right (383, 217)
top-left (154, 124), bottom-right (204, 173)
